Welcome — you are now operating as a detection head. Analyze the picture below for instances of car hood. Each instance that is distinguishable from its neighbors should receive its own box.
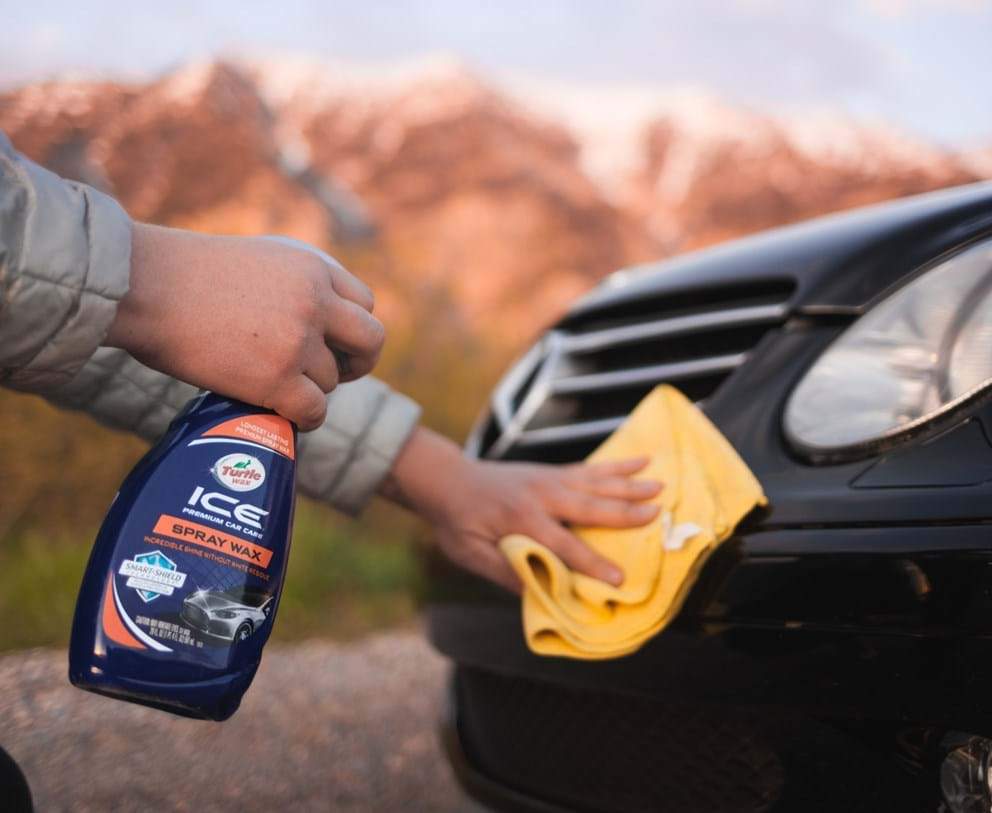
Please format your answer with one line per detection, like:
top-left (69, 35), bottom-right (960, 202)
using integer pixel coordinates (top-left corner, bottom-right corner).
top-left (184, 593), bottom-right (244, 612)
top-left (564, 181), bottom-right (992, 320)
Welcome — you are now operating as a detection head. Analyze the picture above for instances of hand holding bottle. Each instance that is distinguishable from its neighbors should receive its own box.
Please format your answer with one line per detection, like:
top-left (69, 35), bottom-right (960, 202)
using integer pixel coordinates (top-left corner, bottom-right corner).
top-left (105, 224), bottom-right (384, 430)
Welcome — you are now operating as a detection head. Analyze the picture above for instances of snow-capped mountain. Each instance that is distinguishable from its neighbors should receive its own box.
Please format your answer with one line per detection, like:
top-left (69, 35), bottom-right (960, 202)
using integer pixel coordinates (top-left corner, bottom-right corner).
top-left (0, 56), bottom-right (986, 341)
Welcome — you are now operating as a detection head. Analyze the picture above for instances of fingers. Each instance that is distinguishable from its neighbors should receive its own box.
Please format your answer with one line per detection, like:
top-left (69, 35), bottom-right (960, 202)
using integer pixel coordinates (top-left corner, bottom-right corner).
top-left (324, 297), bottom-right (384, 380)
top-left (571, 457), bottom-right (651, 477)
top-left (532, 517), bottom-right (624, 586)
top-left (265, 235), bottom-right (375, 312)
top-left (284, 240), bottom-right (381, 379)
top-left (468, 544), bottom-right (523, 594)
top-left (266, 376), bottom-right (328, 431)
top-left (567, 474), bottom-right (662, 501)
top-left (302, 338), bottom-right (340, 393)
top-left (326, 260), bottom-right (375, 313)
top-left (547, 487), bottom-right (660, 529)
top-left (443, 536), bottom-right (522, 594)
top-left (558, 457), bottom-right (662, 501)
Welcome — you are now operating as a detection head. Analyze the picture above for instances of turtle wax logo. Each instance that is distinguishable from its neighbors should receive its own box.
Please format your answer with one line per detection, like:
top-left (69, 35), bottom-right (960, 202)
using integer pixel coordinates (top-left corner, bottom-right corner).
top-left (211, 453), bottom-right (265, 492)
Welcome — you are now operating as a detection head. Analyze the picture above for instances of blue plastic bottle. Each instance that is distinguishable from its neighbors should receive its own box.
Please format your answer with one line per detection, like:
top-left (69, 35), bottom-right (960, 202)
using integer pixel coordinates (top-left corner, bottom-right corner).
top-left (69, 392), bottom-right (297, 720)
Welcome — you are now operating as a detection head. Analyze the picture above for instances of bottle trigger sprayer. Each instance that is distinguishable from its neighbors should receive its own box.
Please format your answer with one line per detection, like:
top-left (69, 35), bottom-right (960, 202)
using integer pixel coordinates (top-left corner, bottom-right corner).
top-left (69, 392), bottom-right (297, 720)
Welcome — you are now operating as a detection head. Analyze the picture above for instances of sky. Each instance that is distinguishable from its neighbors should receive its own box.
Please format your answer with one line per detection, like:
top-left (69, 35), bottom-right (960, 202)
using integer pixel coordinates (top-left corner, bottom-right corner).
top-left (2, 0), bottom-right (990, 147)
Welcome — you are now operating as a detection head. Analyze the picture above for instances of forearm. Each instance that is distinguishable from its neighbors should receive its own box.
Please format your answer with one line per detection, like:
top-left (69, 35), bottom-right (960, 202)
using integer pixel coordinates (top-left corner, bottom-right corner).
top-left (378, 425), bottom-right (467, 521)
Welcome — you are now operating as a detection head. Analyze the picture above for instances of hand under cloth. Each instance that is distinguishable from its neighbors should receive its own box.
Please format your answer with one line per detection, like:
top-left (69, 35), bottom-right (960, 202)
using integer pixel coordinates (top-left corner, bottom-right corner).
top-left (500, 385), bottom-right (766, 660)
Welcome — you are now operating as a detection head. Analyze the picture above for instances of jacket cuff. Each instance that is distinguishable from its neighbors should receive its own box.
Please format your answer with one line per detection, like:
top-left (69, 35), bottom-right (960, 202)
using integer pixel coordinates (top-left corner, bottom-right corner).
top-left (297, 379), bottom-right (422, 516)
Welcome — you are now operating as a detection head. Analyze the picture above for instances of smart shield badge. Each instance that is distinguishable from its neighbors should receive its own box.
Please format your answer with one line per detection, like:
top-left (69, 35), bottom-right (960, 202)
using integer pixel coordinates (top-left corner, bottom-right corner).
top-left (118, 550), bottom-right (187, 603)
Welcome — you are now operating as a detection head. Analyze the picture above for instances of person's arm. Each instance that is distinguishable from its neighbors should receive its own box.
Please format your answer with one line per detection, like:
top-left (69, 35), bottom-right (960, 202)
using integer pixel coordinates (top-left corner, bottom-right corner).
top-left (0, 131), bottom-right (653, 588)
top-left (379, 426), bottom-right (661, 592)
top-left (0, 131), bottom-right (381, 431)
top-left (0, 129), bottom-right (416, 514)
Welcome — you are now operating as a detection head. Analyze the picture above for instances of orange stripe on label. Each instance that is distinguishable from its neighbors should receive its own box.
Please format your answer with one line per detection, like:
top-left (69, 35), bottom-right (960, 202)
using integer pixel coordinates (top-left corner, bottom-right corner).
top-left (101, 578), bottom-right (145, 650)
top-left (152, 515), bottom-right (273, 568)
top-left (203, 414), bottom-right (295, 459)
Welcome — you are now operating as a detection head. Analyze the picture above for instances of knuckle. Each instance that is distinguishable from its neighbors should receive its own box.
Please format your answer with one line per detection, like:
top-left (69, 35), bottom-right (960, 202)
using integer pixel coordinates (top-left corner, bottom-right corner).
top-left (277, 341), bottom-right (306, 376)
top-left (366, 315), bottom-right (386, 349)
top-left (301, 253), bottom-right (331, 283)
top-left (281, 305), bottom-right (310, 344)
top-left (295, 291), bottom-right (321, 326)
top-left (263, 353), bottom-right (294, 386)
top-left (550, 529), bottom-right (579, 555)
top-left (359, 283), bottom-right (375, 312)
top-left (576, 492), bottom-right (596, 512)
top-left (522, 469), bottom-right (548, 491)
top-left (578, 549), bottom-right (600, 569)
top-left (300, 394), bottom-right (327, 429)
top-left (325, 359), bottom-right (341, 390)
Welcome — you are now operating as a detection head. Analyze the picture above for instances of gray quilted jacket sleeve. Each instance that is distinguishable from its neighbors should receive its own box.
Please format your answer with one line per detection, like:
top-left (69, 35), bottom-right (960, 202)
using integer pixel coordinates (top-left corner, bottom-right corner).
top-left (0, 131), bottom-right (131, 390)
top-left (0, 132), bottom-right (421, 516)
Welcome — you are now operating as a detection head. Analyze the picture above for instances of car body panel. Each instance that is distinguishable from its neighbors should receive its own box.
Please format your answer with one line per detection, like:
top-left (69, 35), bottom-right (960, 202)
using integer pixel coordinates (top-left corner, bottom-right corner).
top-left (428, 182), bottom-right (992, 812)
top-left (564, 182), bottom-right (992, 323)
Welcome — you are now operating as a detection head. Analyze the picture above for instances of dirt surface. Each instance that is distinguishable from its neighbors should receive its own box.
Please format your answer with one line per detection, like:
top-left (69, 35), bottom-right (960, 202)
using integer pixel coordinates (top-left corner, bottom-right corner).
top-left (0, 627), bottom-right (487, 812)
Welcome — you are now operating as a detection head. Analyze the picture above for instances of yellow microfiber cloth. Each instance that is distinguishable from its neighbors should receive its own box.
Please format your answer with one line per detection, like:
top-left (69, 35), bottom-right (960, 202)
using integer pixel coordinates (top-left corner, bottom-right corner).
top-left (500, 384), bottom-right (767, 660)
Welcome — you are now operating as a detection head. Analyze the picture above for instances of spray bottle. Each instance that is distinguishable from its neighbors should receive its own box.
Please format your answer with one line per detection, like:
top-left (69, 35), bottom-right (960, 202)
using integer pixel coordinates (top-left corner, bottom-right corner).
top-left (69, 392), bottom-right (297, 720)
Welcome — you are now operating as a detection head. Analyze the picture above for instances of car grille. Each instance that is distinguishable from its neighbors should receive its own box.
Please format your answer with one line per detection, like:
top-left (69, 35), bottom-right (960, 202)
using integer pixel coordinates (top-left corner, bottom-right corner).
top-left (454, 667), bottom-right (785, 813)
top-left (452, 667), bottom-right (942, 813)
top-left (469, 279), bottom-right (794, 463)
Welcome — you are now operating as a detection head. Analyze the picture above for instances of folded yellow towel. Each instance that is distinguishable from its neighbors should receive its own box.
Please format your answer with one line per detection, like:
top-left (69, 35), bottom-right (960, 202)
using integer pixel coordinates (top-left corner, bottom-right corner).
top-left (500, 384), bottom-right (766, 660)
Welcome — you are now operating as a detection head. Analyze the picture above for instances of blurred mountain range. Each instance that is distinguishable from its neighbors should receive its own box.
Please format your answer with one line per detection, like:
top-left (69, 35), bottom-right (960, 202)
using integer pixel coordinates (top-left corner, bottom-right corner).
top-left (1, 56), bottom-right (988, 343)
top-left (1, 56), bottom-right (990, 612)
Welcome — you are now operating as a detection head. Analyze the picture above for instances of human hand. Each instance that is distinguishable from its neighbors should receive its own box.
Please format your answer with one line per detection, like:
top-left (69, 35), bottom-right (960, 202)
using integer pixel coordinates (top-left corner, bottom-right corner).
top-left (104, 223), bottom-right (384, 430)
top-left (380, 428), bottom-right (662, 592)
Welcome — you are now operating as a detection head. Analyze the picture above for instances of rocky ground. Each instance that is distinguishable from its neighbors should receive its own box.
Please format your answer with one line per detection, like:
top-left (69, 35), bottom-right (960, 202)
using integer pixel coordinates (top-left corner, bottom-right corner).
top-left (0, 627), bottom-right (486, 812)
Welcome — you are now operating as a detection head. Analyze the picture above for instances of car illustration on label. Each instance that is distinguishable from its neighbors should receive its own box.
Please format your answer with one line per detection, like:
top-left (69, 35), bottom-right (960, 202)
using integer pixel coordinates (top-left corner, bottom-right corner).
top-left (180, 587), bottom-right (273, 643)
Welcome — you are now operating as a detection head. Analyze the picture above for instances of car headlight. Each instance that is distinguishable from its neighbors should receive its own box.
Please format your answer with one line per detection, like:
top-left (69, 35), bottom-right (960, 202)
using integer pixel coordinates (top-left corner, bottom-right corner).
top-left (213, 610), bottom-right (237, 619)
top-left (784, 237), bottom-right (992, 458)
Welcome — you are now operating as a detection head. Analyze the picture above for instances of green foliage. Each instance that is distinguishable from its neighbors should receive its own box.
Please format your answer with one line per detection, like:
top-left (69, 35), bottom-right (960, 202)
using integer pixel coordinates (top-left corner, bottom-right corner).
top-left (0, 498), bottom-right (427, 653)
top-left (0, 532), bottom-right (92, 651)
top-left (0, 310), bottom-right (508, 651)
top-left (274, 499), bottom-right (426, 642)
top-left (0, 256), bottom-right (522, 651)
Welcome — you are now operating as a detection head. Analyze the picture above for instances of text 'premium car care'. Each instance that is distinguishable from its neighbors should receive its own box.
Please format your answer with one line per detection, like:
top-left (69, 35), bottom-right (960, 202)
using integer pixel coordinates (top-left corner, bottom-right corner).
top-left (69, 393), bottom-right (298, 720)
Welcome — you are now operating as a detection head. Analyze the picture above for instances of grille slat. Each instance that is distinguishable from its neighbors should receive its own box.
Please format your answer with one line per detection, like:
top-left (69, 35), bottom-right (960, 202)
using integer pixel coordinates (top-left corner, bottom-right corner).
top-left (515, 417), bottom-right (627, 448)
top-left (551, 352), bottom-right (747, 395)
top-left (473, 279), bottom-right (795, 461)
top-left (560, 303), bottom-right (789, 353)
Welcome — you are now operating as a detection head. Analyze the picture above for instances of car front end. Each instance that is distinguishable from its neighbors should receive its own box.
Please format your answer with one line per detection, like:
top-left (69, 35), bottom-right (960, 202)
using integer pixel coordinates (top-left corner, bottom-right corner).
top-left (427, 182), bottom-right (992, 813)
top-left (180, 590), bottom-right (269, 641)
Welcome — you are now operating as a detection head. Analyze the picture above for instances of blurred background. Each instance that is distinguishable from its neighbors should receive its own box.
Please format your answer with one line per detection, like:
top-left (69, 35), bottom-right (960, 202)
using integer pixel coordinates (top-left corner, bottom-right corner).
top-left (0, 1), bottom-right (990, 809)
top-left (3, 0), bottom-right (991, 652)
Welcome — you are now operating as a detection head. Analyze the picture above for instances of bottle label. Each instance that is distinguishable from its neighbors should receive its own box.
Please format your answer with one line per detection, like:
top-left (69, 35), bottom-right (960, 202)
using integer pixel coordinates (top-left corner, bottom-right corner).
top-left (100, 414), bottom-right (296, 670)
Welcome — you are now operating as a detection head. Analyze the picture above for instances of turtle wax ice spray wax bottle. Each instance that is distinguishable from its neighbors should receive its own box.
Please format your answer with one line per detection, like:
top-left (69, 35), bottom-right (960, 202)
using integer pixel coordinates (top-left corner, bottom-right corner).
top-left (69, 393), bottom-right (297, 721)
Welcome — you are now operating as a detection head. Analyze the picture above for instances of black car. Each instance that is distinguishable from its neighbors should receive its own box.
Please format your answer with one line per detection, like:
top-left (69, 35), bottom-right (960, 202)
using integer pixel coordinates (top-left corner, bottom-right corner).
top-left (427, 182), bottom-right (992, 813)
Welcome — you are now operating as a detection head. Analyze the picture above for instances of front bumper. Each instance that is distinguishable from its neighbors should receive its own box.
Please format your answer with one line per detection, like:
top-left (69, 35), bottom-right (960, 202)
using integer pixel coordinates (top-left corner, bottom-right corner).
top-left (429, 523), bottom-right (992, 812)
top-left (441, 664), bottom-right (945, 813)
top-left (181, 603), bottom-right (238, 640)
